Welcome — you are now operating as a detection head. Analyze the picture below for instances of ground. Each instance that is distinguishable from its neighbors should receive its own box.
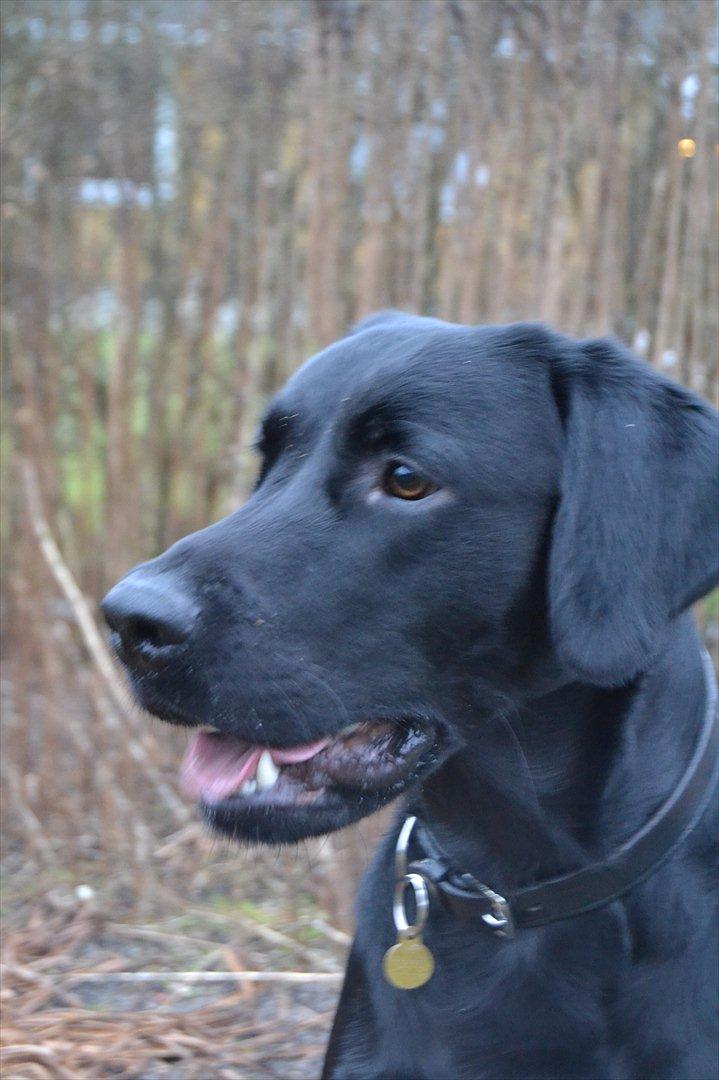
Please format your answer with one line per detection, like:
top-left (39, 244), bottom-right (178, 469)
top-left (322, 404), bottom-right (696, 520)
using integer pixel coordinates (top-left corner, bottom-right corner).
top-left (1, 854), bottom-right (345, 1079)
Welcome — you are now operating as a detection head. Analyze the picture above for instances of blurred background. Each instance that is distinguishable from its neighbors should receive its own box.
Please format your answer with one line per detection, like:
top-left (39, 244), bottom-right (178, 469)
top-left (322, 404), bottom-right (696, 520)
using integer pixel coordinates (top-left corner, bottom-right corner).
top-left (1, 1), bottom-right (717, 1077)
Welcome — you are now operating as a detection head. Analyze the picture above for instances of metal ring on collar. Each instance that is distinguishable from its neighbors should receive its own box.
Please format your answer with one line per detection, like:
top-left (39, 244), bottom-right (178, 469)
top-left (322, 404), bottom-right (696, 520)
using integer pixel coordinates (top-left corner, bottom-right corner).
top-left (394, 815), bottom-right (418, 882)
top-left (393, 872), bottom-right (430, 938)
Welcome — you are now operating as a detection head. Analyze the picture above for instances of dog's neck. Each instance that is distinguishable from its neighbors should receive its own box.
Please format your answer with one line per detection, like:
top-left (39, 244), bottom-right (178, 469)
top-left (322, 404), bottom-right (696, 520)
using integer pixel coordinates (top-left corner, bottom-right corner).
top-left (418, 615), bottom-right (709, 894)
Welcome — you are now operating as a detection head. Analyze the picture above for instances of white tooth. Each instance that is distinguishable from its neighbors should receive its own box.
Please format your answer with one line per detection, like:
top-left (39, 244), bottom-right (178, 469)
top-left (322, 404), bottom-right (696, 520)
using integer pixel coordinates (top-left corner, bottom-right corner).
top-left (256, 750), bottom-right (280, 791)
top-left (240, 778), bottom-right (257, 795)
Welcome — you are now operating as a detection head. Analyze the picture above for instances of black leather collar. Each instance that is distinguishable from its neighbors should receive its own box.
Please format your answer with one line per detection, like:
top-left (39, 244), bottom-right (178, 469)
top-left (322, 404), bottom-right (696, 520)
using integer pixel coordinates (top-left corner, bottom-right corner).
top-left (407, 651), bottom-right (718, 937)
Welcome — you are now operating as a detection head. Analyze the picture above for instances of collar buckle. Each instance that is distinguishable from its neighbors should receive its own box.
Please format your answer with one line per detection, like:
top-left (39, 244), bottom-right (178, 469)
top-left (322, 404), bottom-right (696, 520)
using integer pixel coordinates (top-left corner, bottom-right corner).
top-left (455, 871), bottom-right (515, 938)
top-left (396, 816), bottom-right (516, 939)
top-left (478, 889), bottom-right (515, 938)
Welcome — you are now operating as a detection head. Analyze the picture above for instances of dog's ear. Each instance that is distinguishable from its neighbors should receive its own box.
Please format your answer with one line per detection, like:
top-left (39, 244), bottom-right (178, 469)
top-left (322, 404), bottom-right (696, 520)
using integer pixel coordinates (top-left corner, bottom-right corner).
top-left (548, 338), bottom-right (718, 686)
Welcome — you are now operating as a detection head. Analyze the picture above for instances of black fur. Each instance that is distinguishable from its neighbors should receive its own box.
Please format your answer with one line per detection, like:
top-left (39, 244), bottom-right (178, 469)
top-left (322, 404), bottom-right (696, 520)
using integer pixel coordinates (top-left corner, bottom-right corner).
top-left (104, 314), bottom-right (719, 1079)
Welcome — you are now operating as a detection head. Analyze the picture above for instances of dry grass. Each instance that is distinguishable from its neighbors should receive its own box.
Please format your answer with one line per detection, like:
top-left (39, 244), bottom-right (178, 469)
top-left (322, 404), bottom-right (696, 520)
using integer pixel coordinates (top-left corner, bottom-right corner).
top-left (1, 893), bottom-right (341, 1079)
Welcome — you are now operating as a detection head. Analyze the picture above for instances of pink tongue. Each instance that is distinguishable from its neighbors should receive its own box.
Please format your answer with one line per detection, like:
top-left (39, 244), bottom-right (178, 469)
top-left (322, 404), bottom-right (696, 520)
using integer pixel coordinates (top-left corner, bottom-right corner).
top-left (180, 731), bottom-right (329, 804)
top-left (181, 734), bottom-right (261, 804)
top-left (269, 739), bottom-right (329, 764)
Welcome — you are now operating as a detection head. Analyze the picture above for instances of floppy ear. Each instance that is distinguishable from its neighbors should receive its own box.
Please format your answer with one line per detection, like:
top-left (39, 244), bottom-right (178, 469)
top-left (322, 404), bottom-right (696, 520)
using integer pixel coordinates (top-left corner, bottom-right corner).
top-left (548, 338), bottom-right (718, 686)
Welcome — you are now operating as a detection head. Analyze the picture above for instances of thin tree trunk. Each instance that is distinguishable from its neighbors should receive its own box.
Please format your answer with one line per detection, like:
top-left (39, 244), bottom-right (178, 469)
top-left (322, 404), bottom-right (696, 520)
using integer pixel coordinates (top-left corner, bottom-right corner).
top-left (653, 97), bottom-right (684, 368)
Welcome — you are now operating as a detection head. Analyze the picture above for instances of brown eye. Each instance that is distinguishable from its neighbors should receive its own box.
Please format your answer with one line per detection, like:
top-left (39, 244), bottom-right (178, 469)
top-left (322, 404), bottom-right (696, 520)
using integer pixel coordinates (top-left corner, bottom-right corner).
top-left (383, 462), bottom-right (435, 501)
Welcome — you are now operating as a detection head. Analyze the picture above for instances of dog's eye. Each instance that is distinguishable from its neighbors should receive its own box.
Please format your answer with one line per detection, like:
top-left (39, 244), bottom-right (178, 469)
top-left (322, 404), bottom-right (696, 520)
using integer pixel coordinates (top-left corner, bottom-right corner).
top-left (382, 462), bottom-right (436, 501)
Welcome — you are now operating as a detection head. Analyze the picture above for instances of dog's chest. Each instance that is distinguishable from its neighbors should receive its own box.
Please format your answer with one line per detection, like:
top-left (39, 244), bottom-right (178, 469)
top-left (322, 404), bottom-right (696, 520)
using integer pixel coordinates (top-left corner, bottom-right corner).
top-left (331, 898), bottom-right (630, 1079)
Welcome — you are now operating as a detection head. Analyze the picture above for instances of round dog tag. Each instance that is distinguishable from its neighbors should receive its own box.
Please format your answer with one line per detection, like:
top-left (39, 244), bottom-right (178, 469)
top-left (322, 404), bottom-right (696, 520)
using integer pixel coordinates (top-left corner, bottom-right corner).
top-left (382, 937), bottom-right (434, 990)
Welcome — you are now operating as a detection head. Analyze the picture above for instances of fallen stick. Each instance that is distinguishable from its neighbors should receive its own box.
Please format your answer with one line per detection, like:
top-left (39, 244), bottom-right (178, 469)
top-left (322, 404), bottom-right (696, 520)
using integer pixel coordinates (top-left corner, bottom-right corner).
top-left (309, 917), bottom-right (352, 947)
top-left (225, 910), bottom-right (341, 972)
top-left (105, 923), bottom-right (225, 949)
top-left (56, 969), bottom-right (342, 984)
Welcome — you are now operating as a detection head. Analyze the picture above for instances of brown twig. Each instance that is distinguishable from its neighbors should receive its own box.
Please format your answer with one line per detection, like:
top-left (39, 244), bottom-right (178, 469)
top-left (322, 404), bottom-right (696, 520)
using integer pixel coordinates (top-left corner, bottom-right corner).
top-left (20, 458), bottom-right (133, 722)
top-left (57, 969), bottom-right (342, 985)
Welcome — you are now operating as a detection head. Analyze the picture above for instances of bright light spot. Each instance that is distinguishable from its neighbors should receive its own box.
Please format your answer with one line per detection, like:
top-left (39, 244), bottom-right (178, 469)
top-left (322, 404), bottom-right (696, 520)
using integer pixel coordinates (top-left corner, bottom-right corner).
top-left (633, 329), bottom-right (650, 356)
top-left (474, 164), bottom-right (490, 188)
top-left (678, 138), bottom-right (696, 158)
top-left (452, 151), bottom-right (469, 185)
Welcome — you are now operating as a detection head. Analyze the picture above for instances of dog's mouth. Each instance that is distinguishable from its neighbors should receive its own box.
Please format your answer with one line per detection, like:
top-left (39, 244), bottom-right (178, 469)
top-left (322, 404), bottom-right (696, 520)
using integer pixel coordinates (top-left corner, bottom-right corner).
top-left (180, 717), bottom-right (442, 843)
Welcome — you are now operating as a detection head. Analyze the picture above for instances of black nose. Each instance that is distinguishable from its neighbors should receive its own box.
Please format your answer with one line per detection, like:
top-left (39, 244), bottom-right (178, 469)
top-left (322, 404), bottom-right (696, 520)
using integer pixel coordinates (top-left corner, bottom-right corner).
top-left (101, 573), bottom-right (198, 657)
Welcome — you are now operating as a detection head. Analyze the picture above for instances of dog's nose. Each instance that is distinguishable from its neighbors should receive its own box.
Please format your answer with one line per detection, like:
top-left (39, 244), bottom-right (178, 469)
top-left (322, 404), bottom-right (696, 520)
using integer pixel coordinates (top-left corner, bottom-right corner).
top-left (101, 573), bottom-right (198, 657)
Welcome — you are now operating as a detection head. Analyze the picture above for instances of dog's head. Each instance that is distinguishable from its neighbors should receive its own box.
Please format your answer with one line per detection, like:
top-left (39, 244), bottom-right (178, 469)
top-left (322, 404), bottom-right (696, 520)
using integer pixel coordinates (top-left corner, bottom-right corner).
top-left (102, 314), bottom-right (718, 843)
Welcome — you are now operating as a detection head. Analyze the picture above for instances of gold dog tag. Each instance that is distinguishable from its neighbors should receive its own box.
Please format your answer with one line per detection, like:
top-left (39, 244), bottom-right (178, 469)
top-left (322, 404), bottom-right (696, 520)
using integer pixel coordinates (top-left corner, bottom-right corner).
top-left (382, 935), bottom-right (434, 990)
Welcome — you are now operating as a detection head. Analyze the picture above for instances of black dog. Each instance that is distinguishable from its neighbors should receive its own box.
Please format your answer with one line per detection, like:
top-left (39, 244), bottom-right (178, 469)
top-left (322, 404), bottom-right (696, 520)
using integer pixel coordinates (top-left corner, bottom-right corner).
top-left (102, 314), bottom-right (718, 1079)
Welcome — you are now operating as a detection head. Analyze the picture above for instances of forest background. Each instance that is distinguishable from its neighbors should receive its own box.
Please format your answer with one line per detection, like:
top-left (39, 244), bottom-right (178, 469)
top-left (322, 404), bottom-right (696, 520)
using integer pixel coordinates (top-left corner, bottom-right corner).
top-left (2, 2), bottom-right (717, 1077)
